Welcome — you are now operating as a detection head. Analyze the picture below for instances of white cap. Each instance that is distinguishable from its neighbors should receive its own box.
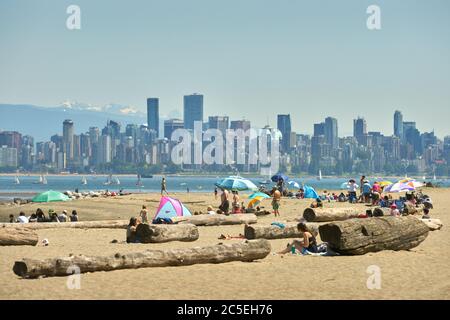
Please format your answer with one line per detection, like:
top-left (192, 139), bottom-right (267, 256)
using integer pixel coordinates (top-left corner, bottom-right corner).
top-left (42, 239), bottom-right (49, 246)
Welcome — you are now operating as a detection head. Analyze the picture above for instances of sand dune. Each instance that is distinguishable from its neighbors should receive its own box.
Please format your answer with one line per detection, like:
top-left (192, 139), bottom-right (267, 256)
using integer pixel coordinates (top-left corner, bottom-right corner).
top-left (0, 188), bottom-right (449, 300)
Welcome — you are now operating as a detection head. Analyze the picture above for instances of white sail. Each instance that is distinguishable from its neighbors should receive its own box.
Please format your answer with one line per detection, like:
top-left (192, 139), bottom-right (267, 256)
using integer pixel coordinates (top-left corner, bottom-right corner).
top-left (318, 170), bottom-right (322, 180)
top-left (42, 175), bottom-right (47, 185)
top-left (104, 174), bottom-right (112, 185)
top-left (14, 176), bottom-right (20, 184)
top-left (433, 174), bottom-right (437, 181)
top-left (81, 176), bottom-right (87, 185)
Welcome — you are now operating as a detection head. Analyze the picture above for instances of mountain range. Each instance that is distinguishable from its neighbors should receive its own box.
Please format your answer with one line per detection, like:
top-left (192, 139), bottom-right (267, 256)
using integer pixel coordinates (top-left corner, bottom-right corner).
top-left (0, 102), bottom-right (160, 142)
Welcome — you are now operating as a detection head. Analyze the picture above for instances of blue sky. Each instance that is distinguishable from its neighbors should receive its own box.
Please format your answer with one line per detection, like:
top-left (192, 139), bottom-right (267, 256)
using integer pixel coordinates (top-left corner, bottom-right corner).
top-left (1, 0), bottom-right (449, 137)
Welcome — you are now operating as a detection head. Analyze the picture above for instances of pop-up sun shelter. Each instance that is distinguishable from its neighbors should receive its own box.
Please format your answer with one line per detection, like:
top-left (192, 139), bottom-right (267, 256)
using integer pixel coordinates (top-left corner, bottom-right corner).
top-left (153, 196), bottom-right (192, 220)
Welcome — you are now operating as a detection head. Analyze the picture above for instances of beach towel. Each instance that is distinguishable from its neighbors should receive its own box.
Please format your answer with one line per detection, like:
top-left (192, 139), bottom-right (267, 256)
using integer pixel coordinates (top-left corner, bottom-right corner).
top-left (271, 222), bottom-right (285, 229)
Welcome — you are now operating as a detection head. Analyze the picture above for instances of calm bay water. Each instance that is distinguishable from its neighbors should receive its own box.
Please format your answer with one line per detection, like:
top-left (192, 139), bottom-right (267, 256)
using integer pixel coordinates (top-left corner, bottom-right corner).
top-left (0, 174), bottom-right (448, 200)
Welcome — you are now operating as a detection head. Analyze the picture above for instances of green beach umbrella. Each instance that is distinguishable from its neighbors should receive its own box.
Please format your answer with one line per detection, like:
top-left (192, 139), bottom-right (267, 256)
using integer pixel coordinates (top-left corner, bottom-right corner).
top-left (32, 190), bottom-right (70, 203)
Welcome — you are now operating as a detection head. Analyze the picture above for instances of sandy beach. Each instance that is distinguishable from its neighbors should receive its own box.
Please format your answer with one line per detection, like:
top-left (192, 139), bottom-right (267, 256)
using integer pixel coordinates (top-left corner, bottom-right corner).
top-left (0, 188), bottom-right (449, 300)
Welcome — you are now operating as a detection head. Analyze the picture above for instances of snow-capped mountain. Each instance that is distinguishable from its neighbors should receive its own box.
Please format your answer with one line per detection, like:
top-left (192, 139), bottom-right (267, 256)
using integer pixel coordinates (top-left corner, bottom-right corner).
top-left (58, 100), bottom-right (145, 117)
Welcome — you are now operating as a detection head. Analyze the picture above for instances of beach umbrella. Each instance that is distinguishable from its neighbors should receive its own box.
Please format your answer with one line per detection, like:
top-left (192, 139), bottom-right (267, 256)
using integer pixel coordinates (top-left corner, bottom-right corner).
top-left (215, 176), bottom-right (258, 191)
top-left (384, 179), bottom-right (423, 193)
top-left (31, 190), bottom-right (70, 203)
top-left (271, 173), bottom-right (289, 183)
top-left (287, 180), bottom-right (300, 189)
top-left (248, 192), bottom-right (271, 200)
top-left (248, 194), bottom-right (271, 208)
top-left (378, 181), bottom-right (393, 187)
top-left (340, 182), bottom-right (359, 189)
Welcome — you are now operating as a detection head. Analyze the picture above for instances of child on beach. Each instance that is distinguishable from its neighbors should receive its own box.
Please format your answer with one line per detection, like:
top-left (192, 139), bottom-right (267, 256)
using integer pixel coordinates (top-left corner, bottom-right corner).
top-left (139, 205), bottom-right (149, 224)
top-left (389, 204), bottom-right (401, 217)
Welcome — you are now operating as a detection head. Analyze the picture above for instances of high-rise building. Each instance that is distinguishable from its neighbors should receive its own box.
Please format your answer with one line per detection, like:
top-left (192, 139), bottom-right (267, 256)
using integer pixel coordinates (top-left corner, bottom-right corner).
top-left (97, 135), bottom-right (111, 164)
top-left (353, 117), bottom-right (367, 144)
top-left (0, 131), bottom-right (22, 149)
top-left (208, 116), bottom-right (229, 135)
top-left (313, 123), bottom-right (325, 137)
top-left (63, 119), bottom-right (74, 160)
top-left (394, 110), bottom-right (403, 139)
top-left (230, 120), bottom-right (251, 131)
top-left (277, 114), bottom-right (292, 153)
top-left (164, 119), bottom-right (184, 140)
top-left (89, 127), bottom-right (100, 145)
top-left (147, 98), bottom-right (159, 137)
top-left (0, 146), bottom-right (18, 167)
top-left (184, 94), bottom-right (203, 130)
top-left (324, 117), bottom-right (339, 148)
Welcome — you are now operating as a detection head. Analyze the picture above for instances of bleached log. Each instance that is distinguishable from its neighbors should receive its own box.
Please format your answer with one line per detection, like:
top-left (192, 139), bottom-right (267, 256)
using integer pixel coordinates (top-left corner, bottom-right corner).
top-left (136, 223), bottom-right (199, 243)
top-left (244, 223), bottom-right (319, 240)
top-left (173, 214), bottom-right (257, 226)
top-left (0, 220), bottom-right (129, 230)
top-left (13, 239), bottom-right (271, 278)
top-left (303, 207), bottom-right (363, 222)
top-left (0, 227), bottom-right (38, 246)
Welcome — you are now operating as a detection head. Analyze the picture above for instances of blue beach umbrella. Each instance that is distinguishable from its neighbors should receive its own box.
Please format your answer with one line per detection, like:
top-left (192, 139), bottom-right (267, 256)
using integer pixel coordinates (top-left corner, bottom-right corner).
top-left (215, 176), bottom-right (258, 192)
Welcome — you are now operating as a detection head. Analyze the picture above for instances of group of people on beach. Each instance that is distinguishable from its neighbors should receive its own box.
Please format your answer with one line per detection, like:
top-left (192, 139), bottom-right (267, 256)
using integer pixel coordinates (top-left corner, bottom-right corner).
top-left (9, 208), bottom-right (79, 223)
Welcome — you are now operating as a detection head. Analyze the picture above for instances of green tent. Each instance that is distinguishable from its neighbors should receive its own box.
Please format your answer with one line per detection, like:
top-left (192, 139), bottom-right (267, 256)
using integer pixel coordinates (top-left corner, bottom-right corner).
top-left (31, 190), bottom-right (70, 203)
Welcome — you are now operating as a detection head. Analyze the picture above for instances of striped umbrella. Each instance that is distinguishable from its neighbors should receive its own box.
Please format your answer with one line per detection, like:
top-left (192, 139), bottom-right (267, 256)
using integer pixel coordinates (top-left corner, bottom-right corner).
top-left (384, 179), bottom-right (424, 193)
top-left (215, 176), bottom-right (258, 191)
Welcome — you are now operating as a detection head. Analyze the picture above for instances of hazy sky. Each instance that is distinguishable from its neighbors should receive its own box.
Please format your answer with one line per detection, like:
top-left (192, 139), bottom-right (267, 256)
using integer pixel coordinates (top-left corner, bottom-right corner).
top-left (1, 0), bottom-right (449, 137)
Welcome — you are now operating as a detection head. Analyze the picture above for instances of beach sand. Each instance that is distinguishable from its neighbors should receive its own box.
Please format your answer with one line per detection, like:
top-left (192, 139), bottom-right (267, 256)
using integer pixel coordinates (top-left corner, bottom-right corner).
top-left (0, 188), bottom-right (449, 300)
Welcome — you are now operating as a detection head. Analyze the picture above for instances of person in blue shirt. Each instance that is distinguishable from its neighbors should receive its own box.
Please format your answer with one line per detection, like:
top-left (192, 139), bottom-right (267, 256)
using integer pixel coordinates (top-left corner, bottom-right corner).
top-left (362, 180), bottom-right (372, 203)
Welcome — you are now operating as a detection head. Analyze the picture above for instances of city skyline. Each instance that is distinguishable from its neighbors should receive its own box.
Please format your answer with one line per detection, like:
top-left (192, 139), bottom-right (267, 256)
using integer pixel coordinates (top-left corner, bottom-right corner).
top-left (1, 1), bottom-right (450, 137)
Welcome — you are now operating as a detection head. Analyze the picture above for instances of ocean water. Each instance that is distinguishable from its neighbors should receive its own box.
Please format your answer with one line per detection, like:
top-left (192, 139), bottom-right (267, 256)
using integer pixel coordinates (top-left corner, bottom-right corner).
top-left (0, 174), bottom-right (448, 200)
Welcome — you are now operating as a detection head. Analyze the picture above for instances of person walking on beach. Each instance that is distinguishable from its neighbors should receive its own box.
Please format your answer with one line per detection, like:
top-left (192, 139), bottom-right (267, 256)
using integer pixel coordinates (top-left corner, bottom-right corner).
top-left (139, 205), bottom-right (149, 224)
top-left (214, 187), bottom-right (218, 200)
top-left (272, 187), bottom-right (281, 217)
top-left (161, 177), bottom-right (169, 195)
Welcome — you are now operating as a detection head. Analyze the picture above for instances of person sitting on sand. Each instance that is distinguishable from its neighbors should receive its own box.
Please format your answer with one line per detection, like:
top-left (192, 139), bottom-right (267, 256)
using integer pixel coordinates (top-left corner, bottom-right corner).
top-left (389, 204), bottom-right (401, 217)
top-left (310, 198), bottom-right (323, 208)
top-left (232, 191), bottom-right (241, 213)
top-left (36, 208), bottom-right (47, 222)
top-left (58, 210), bottom-right (68, 222)
top-left (207, 205), bottom-right (216, 215)
top-left (70, 210), bottom-right (79, 222)
top-left (48, 209), bottom-right (60, 223)
top-left (296, 188), bottom-right (305, 199)
top-left (139, 205), bottom-right (149, 224)
top-left (16, 211), bottom-right (29, 223)
top-left (28, 213), bottom-right (38, 223)
top-left (9, 214), bottom-right (14, 223)
top-left (126, 217), bottom-right (141, 243)
top-left (278, 223), bottom-right (318, 254)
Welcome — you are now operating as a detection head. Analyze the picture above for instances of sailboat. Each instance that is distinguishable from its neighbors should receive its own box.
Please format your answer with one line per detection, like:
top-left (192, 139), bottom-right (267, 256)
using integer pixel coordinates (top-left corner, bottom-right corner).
top-left (42, 175), bottom-right (47, 185)
top-left (113, 176), bottom-right (120, 185)
top-left (81, 176), bottom-right (87, 185)
top-left (136, 174), bottom-right (143, 187)
top-left (318, 169), bottom-right (322, 181)
top-left (34, 174), bottom-right (47, 184)
top-left (104, 174), bottom-right (112, 185)
top-left (14, 175), bottom-right (20, 185)
top-left (433, 173), bottom-right (437, 181)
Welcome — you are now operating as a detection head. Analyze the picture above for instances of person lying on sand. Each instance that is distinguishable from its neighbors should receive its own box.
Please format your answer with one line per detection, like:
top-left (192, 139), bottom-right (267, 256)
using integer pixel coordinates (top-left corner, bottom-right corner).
top-left (277, 223), bottom-right (318, 254)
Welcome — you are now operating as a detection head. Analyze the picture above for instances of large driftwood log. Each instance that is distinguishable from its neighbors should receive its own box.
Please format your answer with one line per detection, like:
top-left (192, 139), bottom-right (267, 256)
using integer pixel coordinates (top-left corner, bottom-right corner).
top-left (136, 223), bottom-right (199, 243)
top-left (244, 223), bottom-right (319, 240)
top-left (319, 216), bottom-right (429, 255)
top-left (0, 220), bottom-right (129, 230)
top-left (0, 227), bottom-right (39, 246)
top-left (13, 239), bottom-right (271, 278)
top-left (173, 214), bottom-right (257, 226)
top-left (303, 207), bottom-right (363, 222)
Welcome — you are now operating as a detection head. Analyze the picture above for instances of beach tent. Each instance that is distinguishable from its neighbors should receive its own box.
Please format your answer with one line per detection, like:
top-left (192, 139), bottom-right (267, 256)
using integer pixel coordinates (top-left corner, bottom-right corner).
top-left (153, 196), bottom-right (192, 220)
top-left (215, 176), bottom-right (258, 191)
top-left (303, 185), bottom-right (319, 199)
top-left (31, 190), bottom-right (69, 203)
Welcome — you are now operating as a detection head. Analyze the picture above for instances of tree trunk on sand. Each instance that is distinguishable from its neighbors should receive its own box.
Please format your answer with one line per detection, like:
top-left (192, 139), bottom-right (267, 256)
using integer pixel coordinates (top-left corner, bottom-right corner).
top-left (404, 203), bottom-right (424, 215)
top-left (303, 207), bottom-right (363, 222)
top-left (0, 220), bottom-right (129, 230)
top-left (0, 227), bottom-right (38, 246)
top-left (173, 214), bottom-right (257, 226)
top-left (13, 239), bottom-right (271, 278)
top-left (136, 223), bottom-right (199, 243)
top-left (420, 218), bottom-right (443, 231)
top-left (244, 223), bottom-right (319, 240)
top-left (319, 216), bottom-right (429, 255)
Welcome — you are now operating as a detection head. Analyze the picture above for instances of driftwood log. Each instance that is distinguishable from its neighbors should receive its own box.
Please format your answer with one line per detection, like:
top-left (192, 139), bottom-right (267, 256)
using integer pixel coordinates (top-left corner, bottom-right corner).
top-left (13, 239), bottom-right (271, 278)
top-left (0, 220), bottom-right (129, 230)
top-left (303, 207), bottom-right (362, 222)
top-left (319, 216), bottom-right (429, 255)
top-left (135, 223), bottom-right (199, 243)
top-left (0, 227), bottom-right (39, 246)
top-left (173, 214), bottom-right (257, 226)
top-left (244, 223), bottom-right (319, 240)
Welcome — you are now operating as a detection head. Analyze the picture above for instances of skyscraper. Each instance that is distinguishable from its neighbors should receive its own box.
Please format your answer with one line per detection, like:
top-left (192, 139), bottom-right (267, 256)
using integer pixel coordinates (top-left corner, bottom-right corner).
top-left (324, 117), bottom-right (339, 148)
top-left (147, 98), bottom-right (159, 137)
top-left (208, 116), bottom-right (229, 135)
top-left (277, 114), bottom-right (292, 153)
top-left (230, 120), bottom-right (251, 131)
top-left (184, 94), bottom-right (203, 130)
top-left (394, 110), bottom-right (403, 139)
top-left (353, 117), bottom-right (367, 144)
top-left (164, 119), bottom-right (184, 140)
top-left (313, 123), bottom-right (325, 137)
top-left (63, 119), bottom-right (74, 160)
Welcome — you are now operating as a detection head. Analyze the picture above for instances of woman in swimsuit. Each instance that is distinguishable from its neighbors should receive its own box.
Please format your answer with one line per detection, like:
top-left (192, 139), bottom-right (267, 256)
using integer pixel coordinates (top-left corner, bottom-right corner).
top-left (277, 222), bottom-right (318, 254)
